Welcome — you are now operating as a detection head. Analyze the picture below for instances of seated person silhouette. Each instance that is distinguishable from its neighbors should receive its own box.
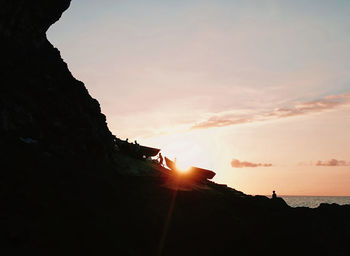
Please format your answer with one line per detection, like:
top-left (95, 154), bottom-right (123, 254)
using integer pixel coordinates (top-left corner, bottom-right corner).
top-left (272, 190), bottom-right (277, 199)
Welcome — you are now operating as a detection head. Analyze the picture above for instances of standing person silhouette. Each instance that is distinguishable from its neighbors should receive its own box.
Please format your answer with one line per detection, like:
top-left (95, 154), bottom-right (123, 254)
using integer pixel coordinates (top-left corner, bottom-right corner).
top-left (157, 153), bottom-right (164, 166)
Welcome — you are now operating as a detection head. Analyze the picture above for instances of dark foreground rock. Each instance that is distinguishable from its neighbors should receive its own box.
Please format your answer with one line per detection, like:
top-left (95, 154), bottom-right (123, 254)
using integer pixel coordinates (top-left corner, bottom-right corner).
top-left (1, 1), bottom-right (349, 255)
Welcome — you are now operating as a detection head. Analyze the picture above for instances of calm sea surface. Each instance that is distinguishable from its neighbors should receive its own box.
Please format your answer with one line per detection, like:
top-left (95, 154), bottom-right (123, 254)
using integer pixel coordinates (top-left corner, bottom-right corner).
top-left (281, 196), bottom-right (350, 208)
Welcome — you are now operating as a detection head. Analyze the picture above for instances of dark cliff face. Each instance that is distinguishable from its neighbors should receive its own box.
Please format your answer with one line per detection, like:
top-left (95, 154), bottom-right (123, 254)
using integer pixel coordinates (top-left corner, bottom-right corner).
top-left (0, 0), bottom-right (115, 163)
top-left (0, 0), bottom-right (70, 39)
top-left (1, 1), bottom-right (350, 254)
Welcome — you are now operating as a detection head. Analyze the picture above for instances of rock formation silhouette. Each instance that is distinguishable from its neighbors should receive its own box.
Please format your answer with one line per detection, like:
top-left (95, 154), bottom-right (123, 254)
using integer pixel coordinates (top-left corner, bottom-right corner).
top-left (1, 1), bottom-right (349, 255)
top-left (1, 0), bottom-right (115, 166)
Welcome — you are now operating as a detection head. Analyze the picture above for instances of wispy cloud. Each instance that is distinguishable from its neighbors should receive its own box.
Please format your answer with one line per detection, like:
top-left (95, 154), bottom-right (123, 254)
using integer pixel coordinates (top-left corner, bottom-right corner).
top-left (231, 159), bottom-right (272, 168)
top-left (315, 159), bottom-right (350, 166)
top-left (192, 93), bottom-right (350, 129)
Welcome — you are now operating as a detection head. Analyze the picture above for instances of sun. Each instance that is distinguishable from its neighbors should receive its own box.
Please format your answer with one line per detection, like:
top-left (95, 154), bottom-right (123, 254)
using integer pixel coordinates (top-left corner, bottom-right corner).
top-left (175, 160), bottom-right (192, 173)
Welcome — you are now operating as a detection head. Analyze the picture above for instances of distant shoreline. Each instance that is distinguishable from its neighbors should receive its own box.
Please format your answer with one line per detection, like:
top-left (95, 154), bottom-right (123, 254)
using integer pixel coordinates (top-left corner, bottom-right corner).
top-left (275, 195), bottom-right (350, 208)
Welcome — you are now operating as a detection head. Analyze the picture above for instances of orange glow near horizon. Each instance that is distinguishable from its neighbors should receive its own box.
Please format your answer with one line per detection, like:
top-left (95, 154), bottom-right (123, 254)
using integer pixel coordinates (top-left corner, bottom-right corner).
top-left (175, 160), bottom-right (192, 173)
top-left (156, 132), bottom-right (214, 172)
top-left (142, 114), bottom-right (350, 197)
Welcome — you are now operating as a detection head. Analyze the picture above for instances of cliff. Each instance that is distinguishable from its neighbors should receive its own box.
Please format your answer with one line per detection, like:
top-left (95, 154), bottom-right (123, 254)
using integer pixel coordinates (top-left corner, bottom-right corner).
top-left (0, 0), bottom-right (115, 165)
top-left (1, 1), bottom-right (349, 255)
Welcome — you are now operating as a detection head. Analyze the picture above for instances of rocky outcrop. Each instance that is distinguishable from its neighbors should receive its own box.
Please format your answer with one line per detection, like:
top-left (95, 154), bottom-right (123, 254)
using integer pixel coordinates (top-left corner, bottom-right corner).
top-left (0, 0), bottom-right (115, 164)
top-left (1, 1), bottom-right (350, 255)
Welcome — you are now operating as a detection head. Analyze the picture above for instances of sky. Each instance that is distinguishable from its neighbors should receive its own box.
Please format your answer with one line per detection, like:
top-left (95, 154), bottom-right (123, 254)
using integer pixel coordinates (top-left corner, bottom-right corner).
top-left (48, 0), bottom-right (350, 196)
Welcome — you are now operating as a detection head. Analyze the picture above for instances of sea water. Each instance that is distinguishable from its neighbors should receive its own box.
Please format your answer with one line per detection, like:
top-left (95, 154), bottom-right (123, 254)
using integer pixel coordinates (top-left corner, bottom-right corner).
top-left (281, 196), bottom-right (350, 208)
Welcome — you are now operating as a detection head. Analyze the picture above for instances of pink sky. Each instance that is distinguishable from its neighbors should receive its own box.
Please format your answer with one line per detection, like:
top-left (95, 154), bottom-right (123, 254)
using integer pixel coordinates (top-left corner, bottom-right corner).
top-left (48, 0), bottom-right (350, 195)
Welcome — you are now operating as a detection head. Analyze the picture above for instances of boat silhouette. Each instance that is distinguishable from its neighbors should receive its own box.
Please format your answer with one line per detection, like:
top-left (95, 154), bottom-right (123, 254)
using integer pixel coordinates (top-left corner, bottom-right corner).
top-left (165, 157), bottom-right (216, 180)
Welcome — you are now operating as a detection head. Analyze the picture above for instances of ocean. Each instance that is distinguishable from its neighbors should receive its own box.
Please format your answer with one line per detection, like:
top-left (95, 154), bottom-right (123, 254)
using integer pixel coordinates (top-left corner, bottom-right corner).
top-left (281, 196), bottom-right (350, 208)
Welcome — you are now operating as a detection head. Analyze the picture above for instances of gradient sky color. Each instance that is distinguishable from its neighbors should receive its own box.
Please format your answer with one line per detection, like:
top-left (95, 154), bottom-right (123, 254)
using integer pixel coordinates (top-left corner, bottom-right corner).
top-left (48, 0), bottom-right (350, 195)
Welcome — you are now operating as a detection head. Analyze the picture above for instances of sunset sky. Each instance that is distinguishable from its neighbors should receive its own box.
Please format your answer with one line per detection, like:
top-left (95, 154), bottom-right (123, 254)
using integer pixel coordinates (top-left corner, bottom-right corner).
top-left (48, 0), bottom-right (350, 196)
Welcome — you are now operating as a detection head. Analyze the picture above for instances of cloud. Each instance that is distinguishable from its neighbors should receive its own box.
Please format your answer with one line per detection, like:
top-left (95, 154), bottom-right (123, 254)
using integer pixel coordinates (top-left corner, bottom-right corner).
top-left (192, 93), bottom-right (350, 129)
top-left (192, 117), bottom-right (250, 129)
top-left (231, 159), bottom-right (272, 168)
top-left (315, 159), bottom-right (350, 166)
